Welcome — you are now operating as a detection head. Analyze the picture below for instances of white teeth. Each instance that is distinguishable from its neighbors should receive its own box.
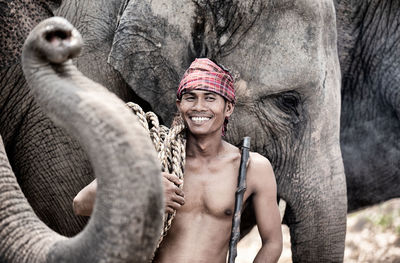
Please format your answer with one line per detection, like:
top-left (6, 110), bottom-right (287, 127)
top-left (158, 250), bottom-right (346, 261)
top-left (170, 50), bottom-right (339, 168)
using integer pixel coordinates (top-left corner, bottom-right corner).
top-left (191, 117), bottom-right (210, 122)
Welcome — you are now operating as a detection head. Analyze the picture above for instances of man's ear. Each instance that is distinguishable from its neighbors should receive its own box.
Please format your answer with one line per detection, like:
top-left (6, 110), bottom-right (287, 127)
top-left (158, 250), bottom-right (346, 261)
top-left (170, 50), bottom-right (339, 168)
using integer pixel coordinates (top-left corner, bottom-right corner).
top-left (176, 99), bottom-right (181, 110)
top-left (225, 101), bottom-right (234, 117)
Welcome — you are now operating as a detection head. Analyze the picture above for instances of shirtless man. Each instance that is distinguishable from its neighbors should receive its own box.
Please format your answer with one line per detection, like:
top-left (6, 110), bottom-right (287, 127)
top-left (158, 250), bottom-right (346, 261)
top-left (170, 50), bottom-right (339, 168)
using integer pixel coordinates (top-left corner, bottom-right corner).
top-left (73, 58), bottom-right (282, 263)
top-left (154, 58), bottom-right (282, 262)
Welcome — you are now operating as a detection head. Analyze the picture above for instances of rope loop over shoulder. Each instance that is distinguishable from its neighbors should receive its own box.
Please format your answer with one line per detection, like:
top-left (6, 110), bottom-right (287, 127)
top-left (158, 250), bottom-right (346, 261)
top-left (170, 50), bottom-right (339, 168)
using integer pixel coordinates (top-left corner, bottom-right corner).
top-left (126, 102), bottom-right (186, 246)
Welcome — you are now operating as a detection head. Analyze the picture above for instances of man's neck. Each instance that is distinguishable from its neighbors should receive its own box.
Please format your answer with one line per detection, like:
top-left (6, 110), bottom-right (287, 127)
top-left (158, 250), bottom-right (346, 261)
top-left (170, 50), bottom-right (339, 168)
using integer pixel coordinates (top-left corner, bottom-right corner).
top-left (186, 131), bottom-right (225, 160)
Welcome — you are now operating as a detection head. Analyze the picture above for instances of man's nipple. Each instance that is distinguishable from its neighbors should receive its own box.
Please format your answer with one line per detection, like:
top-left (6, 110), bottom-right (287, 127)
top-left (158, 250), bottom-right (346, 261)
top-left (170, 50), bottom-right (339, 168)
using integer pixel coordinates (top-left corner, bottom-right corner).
top-left (224, 209), bottom-right (233, 216)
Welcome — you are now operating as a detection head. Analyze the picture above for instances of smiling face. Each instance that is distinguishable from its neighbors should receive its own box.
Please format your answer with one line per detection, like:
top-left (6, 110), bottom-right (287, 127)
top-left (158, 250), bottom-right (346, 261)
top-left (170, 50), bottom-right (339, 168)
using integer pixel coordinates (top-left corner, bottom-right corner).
top-left (176, 90), bottom-right (234, 137)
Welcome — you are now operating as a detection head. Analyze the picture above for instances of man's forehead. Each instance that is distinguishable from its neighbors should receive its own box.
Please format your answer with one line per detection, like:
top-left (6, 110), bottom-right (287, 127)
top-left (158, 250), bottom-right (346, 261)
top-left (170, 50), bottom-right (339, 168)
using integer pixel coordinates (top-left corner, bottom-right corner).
top-left (183, 90), bottom-right (220, 96)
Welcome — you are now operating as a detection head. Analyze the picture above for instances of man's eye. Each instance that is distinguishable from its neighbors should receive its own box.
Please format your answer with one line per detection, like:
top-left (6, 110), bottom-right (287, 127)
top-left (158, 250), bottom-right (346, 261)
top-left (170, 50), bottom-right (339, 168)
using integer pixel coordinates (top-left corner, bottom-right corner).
top-left (185, 96), bottom-right (195, 101)
top-left (206, 97), bottom-right (216, 101)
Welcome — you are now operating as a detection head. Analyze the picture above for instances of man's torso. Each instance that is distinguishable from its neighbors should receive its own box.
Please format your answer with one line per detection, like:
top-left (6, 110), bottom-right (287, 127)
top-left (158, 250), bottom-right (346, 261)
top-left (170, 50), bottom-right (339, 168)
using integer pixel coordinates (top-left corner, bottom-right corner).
top-left (154, 143), bottom-right (254, 263)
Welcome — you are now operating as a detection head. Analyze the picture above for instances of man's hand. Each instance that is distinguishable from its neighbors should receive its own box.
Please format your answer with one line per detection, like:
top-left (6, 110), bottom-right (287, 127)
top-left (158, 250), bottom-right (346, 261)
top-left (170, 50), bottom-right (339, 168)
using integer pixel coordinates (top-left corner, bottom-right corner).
top-left (162, 172), bottom-right (185, 214)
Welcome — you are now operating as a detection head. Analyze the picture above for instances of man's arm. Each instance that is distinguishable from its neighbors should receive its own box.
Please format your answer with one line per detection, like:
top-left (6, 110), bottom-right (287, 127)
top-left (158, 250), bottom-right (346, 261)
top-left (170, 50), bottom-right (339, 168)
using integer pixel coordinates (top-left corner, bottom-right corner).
top-left (72, 173), bottom-right (185, 216)
top-left (249, 153), bottom-right (282, 263)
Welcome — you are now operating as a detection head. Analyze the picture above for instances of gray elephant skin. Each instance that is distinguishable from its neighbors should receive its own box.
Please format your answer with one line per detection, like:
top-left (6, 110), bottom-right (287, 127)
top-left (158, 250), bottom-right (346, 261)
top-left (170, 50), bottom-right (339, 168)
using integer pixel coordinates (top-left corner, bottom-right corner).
top-left (0, 0), bottom-right (398, 262)
top-left (335, 0), bottom-right (400, 211)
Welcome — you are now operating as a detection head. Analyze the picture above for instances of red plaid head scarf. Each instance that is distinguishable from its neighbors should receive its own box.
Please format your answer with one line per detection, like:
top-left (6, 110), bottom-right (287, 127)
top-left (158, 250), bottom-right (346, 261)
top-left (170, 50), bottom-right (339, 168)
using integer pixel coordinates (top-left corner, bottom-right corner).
top-left (177, 58), bottom-right (235, 135)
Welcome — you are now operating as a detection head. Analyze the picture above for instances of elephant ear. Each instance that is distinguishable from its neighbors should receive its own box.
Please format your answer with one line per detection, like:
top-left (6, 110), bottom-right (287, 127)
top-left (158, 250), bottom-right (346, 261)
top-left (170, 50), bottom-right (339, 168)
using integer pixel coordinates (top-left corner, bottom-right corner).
top-left (108, 0), bottom-right (195, 125)
top-left (0, 0), bottom-right (61, 68)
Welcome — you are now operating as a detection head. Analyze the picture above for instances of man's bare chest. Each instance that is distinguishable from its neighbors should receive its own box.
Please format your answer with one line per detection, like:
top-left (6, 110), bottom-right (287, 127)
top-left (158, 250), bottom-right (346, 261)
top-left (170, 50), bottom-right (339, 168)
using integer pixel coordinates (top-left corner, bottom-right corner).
top-left (181, 162), bottom-right (249, 218)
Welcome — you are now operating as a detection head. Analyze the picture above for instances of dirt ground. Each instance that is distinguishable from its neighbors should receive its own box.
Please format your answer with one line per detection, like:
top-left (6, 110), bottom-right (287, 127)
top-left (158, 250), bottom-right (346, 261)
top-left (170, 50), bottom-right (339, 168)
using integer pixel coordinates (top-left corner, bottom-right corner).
top-left (236, 198), bottom-right (400, 263)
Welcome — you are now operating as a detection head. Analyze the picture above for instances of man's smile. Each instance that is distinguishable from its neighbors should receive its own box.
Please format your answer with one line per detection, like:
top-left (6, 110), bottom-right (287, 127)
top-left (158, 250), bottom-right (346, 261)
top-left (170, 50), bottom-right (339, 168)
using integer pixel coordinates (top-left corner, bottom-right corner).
top-left (190, 116), bottom-right (212, 123)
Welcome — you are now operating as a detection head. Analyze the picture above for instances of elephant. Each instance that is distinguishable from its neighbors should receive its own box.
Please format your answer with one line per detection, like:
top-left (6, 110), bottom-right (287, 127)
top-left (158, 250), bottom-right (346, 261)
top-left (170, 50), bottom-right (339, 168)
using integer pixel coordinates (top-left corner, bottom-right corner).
top-left (107, 1), bottom-right (347, 262)
top-left (335, 0), bottom-right (400, 211)
top-left (1, 0), bottom-right (398, 262)
top-left (0, 16), bottom-right (164, 262)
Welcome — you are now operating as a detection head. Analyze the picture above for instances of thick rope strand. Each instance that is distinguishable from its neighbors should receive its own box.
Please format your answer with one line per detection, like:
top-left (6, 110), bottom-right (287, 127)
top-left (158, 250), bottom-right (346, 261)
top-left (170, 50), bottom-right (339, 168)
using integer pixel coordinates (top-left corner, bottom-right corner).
top-left (126, 102), bottom-right (186, 245)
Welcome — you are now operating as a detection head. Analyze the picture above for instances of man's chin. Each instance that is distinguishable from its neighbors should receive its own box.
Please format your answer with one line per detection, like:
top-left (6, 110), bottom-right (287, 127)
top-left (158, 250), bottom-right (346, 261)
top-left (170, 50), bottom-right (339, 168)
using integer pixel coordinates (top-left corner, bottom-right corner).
top-left (187, 127), bottom-right (223, 137)
top-left (188, 129), bottom-right (209, 136)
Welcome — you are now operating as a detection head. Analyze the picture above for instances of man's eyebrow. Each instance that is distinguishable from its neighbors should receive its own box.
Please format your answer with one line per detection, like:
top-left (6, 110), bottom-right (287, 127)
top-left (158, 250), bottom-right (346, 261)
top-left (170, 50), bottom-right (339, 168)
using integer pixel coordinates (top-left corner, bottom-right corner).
top-left (183, 91), bottom-right (217, 96)
top-left (183, 92), bottom-right (196, 96)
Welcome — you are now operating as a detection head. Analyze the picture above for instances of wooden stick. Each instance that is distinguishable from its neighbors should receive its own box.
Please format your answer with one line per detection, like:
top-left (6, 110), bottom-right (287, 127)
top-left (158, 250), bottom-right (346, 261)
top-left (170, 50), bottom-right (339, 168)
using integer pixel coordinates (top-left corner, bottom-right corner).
top-left (228, 137), bottom-right (251, 263)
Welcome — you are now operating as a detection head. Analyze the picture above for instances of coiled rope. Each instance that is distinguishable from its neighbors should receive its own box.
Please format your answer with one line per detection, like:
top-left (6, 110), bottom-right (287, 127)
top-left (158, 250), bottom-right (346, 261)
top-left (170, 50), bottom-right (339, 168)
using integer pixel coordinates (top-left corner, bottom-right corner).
top-left (126, 102), bottom-right (186, 245)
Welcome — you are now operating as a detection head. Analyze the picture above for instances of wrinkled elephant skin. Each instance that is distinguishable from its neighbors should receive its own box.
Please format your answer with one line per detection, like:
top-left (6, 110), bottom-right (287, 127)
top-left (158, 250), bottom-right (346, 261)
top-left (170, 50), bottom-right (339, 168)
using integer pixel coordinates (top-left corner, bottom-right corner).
top-left (335, 0), bottom-right (400, 211)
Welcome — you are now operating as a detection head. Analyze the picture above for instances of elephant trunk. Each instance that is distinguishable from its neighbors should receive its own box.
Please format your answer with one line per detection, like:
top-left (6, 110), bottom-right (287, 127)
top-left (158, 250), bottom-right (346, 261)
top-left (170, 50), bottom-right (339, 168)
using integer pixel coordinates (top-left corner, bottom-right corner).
top-left (4, 16), bottom-right (163, 262)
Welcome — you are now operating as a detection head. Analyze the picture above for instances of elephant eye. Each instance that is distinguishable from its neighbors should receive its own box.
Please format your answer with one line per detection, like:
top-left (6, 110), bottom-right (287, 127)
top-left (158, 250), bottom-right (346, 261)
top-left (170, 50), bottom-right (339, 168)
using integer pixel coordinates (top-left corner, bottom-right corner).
top-left (259, 90), bottom-right (302, 118)
top-left (282, 93), bottom-right (298, 109)
top-left (276, 91), bottom-right (301, 117)
top-left (257, 90), bottom-right (303, 127)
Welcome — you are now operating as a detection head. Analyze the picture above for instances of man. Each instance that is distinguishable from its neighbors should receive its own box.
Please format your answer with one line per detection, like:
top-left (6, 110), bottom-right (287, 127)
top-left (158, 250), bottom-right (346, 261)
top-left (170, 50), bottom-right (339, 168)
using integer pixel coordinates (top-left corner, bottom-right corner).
top-left (154, 58), bottom-right (282, 263)
top-left (73, 58), bottom-right (282, 262)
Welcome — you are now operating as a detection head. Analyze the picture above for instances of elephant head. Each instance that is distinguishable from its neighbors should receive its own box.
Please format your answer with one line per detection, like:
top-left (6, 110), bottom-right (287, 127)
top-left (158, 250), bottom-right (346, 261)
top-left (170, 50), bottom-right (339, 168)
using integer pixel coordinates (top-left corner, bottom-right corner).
top-left (107, 0), bottom-right (347, 261)
top-left (0, 17), bottom-right (163, 262)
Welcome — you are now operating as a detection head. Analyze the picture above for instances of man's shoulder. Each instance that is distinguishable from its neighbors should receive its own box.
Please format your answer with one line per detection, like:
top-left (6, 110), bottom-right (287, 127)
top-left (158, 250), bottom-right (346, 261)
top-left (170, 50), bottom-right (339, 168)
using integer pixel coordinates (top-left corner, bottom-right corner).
top-left (222, 140), bottom-right (241, 156)
top-left (249, 152), bottom-right (272, 170)
top-left (247, 152), bottom-right (275, 191)
top-left (222, 140), bottom-right (239, 149)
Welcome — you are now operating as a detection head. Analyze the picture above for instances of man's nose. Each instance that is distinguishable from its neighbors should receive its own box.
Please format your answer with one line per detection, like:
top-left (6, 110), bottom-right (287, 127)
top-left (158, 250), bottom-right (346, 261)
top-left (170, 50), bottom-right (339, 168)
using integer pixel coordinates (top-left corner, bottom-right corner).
top-left (192, 98), bottom-right (206, 111)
